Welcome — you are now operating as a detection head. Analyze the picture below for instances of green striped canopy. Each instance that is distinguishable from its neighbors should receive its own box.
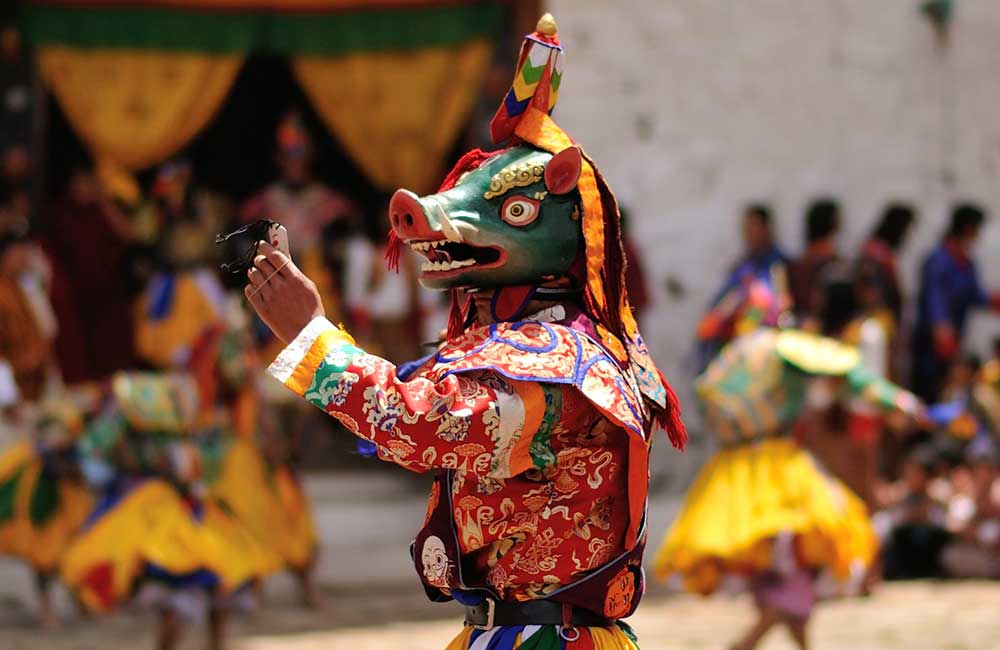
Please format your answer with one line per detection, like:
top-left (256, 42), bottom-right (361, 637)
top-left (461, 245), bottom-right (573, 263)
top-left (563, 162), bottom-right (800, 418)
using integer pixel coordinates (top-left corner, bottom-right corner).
top-left (22, 1), bottom-right (504, 54)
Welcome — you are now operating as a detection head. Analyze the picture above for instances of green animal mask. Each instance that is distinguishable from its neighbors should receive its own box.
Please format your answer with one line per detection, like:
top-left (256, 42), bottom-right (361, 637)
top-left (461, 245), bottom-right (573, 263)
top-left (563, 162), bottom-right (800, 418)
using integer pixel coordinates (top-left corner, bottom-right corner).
top-left (388, 145), bottom-right (584, 290)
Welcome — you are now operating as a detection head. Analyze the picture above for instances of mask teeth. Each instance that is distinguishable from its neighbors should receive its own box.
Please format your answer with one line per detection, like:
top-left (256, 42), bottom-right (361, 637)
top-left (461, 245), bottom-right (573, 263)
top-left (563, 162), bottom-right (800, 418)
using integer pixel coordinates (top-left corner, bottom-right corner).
top-left (436, 204), bottom-right (463, 243)
top-left (385, 230), bottom-right (403, 272)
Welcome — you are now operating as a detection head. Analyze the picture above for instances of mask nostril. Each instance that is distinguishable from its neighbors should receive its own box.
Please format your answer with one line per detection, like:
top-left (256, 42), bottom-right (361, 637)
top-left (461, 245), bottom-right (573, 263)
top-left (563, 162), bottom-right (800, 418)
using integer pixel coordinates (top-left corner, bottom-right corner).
top-left (405, 214), bottom-right (414, 227)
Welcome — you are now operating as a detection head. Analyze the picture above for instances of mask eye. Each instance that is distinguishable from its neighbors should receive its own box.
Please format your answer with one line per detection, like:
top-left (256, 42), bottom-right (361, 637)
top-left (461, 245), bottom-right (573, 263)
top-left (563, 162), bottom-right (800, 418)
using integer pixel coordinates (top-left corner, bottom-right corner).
top-left (501, 197), bottom-right (540, 227)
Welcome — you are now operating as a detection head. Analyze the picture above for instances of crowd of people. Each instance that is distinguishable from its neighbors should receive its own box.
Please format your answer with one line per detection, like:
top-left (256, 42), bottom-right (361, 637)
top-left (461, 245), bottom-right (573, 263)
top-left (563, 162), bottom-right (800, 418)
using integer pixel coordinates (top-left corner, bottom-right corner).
top-left (694, 198), bottom-right (1000, 583)
top-left (0, 110), bottom-right (445, 648)
top-left (643, 197), bottom-right (1000, 649)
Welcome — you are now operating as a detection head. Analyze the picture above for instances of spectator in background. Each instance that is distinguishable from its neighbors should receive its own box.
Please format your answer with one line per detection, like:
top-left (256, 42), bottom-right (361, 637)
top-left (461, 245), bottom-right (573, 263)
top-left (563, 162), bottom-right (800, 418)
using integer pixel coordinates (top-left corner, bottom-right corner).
top-left (938, 354), bottom-right (983, 405)
top-left (0, 221), bottom-right (56, 405)
top-left (940, 441), bottom-right (1000, 578)
top-left (696, 204), bottom-right (791, 369)
top-left (984, 337), bottom-right (1000, 381)
top-left (971, 338), bottom-right (1000, 449)
top-left (840, 268), bottom-right (899, 506)
top-left (133, 160), bottom-right (231, 369)
top-left (790, 198), bottom-right (841, 328)
top-left (912, 204), bottom-right (999, 402)
top-left (853, 204), bottom-right (918, 478)
top-left (857, 203), bottom-right (916, 328)
top-left (343, 202), bottom-right (423, 365)
top-left (241, 110), bottom-right (358, 326)
top-left (803, 269), bottom-right (871, 497)
top-left (877, 446), bottom-right (952, 579)
top-left (44, 164), bottom-right (136, 384)
top-left (928, 353), bottom-right (1000, 455)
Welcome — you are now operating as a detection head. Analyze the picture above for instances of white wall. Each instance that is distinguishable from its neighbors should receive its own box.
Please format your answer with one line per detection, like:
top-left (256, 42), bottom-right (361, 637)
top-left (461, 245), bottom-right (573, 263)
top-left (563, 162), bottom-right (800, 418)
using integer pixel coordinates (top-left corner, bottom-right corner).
top-left (548, 0), bottom-right (1000, 393)
top-left (545, 0), bottom-right (1000, 480)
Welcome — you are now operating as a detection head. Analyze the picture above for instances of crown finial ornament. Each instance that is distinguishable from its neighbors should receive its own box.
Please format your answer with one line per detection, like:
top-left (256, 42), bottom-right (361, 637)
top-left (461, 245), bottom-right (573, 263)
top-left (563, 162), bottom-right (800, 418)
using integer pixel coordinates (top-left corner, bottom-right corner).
top-left (488, 14), bottom-right (564, 145)
top-left (536, 13), bottom-right (558, 36)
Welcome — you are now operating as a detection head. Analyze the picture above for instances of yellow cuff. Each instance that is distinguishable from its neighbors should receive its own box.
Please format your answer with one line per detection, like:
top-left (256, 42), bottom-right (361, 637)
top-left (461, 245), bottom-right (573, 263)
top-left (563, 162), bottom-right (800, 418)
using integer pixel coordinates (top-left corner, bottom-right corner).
top-left (267, 317), bottom-right (356, 396)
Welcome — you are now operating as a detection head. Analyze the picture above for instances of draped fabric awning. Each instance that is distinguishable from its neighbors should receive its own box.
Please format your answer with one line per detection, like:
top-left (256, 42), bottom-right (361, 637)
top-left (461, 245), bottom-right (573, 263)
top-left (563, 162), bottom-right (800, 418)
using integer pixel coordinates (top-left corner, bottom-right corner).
top-left (22, 0), bottom-right (504, 200)
top-left (24, 1), bottom-right (503, 54)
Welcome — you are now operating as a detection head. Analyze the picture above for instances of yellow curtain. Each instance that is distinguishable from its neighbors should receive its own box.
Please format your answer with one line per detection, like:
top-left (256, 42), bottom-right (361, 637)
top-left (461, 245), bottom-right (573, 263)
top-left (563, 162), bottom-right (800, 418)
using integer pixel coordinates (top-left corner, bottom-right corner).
top-left (37, 48), bottom-right (243, 203)
top-left (293, 39), bottom-right (492, 194)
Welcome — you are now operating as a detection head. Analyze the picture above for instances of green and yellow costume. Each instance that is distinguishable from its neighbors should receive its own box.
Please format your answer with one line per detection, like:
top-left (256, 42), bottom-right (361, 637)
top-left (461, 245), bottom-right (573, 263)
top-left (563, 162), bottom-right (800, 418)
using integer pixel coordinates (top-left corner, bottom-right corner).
top-left (653, 328), bottom-right (920, 595)
top-left (0, 401), bottom-right (94, 575)
top-left (210, 432), bottom-right (318, 574)
top-left (60, 372), bottom-right (276, 614)
top-left (136, 282), bottom-right (319, 577)
top-left (199, 318), bottom-right (320, 575)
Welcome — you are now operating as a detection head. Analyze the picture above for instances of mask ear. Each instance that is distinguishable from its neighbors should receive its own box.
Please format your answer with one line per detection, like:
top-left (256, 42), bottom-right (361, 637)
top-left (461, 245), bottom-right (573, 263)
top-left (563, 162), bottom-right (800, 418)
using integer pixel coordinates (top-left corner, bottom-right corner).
top-left (544, 146), bottom-right (583, 195)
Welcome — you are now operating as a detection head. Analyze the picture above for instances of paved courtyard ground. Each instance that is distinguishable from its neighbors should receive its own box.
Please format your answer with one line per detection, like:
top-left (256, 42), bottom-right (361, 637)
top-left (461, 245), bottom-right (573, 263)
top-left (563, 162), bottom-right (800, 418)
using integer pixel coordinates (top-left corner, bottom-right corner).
top-left (1, 471), bottom-right (997, 649)
top-left (1, 581), bottom-right (997, 650)
top-left (243, 581), bottom-right (1000, 650)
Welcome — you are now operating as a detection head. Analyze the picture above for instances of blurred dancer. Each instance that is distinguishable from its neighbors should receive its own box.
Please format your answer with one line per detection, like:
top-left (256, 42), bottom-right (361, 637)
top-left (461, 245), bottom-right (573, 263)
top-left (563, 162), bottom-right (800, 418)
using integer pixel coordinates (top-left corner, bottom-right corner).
top-left (133, 174), bottom-right (321, 610)
top-left (0, 224), bottom-right (93, 625)
top-left (133, 161), bottom-right (230, 369)
top-left (0, 397), bottom-right (94, 627)
top-left (205, 309), bottom-right (321, 609)
top-left (61, 372), bottom-right (273, 650)
top-left (653, 325), bottom-right (923, 650)
top-left (0, 225), bottom-right (94, 627)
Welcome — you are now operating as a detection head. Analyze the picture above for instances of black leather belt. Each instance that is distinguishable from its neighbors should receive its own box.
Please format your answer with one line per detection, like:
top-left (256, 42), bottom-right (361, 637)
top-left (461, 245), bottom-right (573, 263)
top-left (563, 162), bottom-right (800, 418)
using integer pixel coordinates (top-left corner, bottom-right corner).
top-left (464, 599), bottom-right (613, 630)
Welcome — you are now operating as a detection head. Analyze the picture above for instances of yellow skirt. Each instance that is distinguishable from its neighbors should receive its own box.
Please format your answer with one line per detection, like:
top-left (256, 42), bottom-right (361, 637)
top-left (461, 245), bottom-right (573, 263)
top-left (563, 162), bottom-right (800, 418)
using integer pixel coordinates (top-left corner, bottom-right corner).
top-left (651, 437), bottom-right (876, 595)
top-left (0, 441), bottom-right (93, 573)
top-left (211, 438), bottom-right (318, 571)
top-left (61, 479), bottom-right (275, 613)
top-left (446, 623), bottom-right (640, 649)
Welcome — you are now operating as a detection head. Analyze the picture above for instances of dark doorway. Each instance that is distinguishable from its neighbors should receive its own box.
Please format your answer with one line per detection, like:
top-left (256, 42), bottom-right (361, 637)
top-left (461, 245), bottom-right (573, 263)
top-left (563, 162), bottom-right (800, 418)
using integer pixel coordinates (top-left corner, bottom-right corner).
top-left (185, 55), bottom-right (376, 204)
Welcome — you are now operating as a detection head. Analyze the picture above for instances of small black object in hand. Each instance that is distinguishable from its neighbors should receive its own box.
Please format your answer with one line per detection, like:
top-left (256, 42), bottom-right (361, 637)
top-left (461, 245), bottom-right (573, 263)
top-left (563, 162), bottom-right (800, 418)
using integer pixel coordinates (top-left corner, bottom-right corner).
top-left (216, 219), bottom-right (279, 275)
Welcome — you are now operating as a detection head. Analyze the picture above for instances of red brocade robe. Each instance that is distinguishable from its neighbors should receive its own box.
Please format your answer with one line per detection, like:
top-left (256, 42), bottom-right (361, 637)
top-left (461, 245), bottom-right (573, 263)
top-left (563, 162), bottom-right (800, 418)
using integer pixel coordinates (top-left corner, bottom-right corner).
top-left (268, 307), bottom-right (655, 613)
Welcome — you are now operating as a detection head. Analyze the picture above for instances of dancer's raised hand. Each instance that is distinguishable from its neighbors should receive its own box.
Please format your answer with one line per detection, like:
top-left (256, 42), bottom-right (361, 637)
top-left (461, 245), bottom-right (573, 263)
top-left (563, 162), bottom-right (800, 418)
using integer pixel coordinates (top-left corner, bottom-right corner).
top-left (244, 241), bottom-right (325, 344)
